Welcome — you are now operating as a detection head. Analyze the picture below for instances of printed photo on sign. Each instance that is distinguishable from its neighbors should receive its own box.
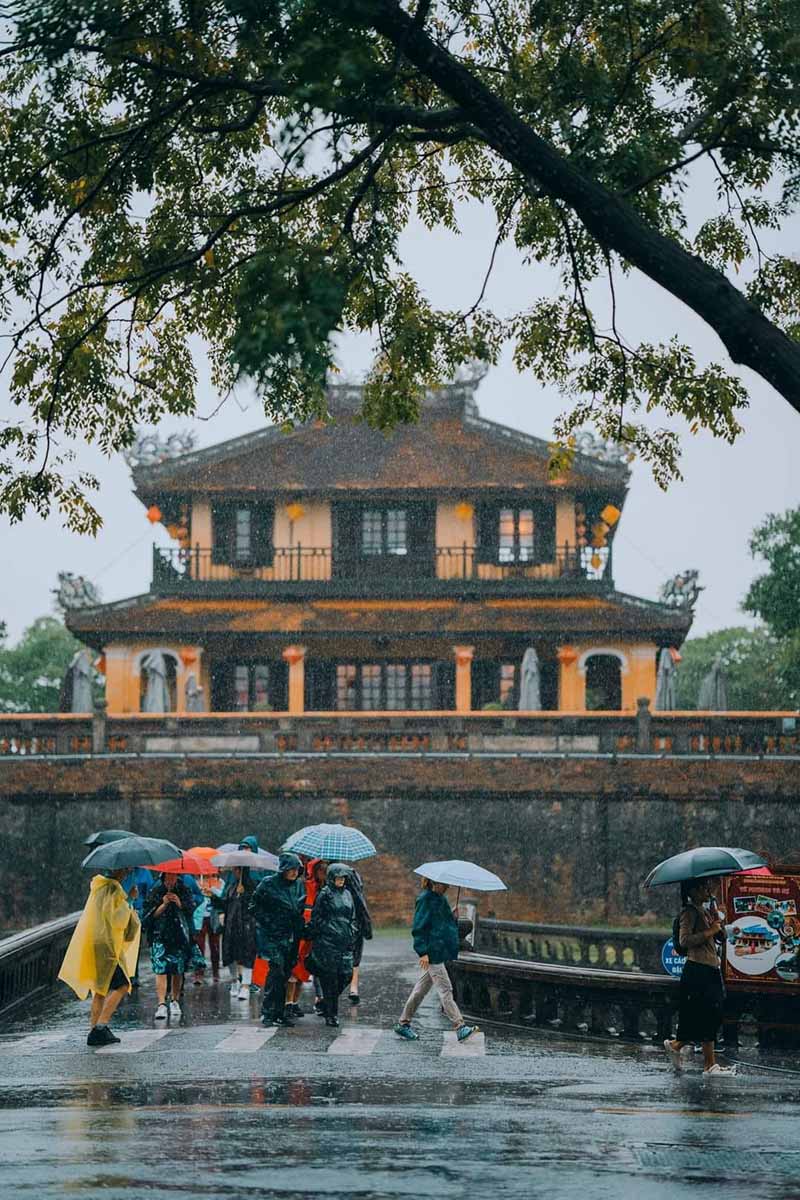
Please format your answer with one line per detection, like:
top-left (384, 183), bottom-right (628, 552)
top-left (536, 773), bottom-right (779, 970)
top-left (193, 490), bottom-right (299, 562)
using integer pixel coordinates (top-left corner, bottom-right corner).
top-left (726, 918), bottom-right (782, 976)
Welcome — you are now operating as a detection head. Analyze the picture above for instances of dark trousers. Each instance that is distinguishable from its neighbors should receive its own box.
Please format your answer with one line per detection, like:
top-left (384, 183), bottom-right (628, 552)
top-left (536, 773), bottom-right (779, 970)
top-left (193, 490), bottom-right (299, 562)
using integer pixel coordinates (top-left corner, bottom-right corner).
top-left (194, 921), bottom-right (220, 976)
top-left (261, 944), bottom-right (295, 1020)
top-left (317, 970), bottom-right (350, 1018)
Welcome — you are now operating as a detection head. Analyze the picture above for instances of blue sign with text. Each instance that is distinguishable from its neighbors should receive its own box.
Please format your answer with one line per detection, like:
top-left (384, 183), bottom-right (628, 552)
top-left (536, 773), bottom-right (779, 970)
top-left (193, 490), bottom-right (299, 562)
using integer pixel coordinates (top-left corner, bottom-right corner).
top-left (662, 938), bottom-right (686, 977)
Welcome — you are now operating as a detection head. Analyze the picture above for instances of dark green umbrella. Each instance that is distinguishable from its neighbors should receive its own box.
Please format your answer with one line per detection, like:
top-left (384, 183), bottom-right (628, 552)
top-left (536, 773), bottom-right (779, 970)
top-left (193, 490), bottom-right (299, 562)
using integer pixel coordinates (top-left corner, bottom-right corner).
top-left (645, 846), bottom-right (767, 888)
top-left (82, 835), bottom-right (181, 871)
top-left (84, 828), bottom-right (135, 848)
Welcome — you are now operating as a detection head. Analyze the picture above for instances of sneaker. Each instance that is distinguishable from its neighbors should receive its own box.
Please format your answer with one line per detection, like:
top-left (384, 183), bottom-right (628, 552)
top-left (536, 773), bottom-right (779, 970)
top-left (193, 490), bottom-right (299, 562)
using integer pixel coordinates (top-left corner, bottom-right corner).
top-left (169, 1000), bottom-right (181, 1020)
top-left (154, 1003), bottom-right (168, 1021)
top-left (394, 1023), bottom-right (419, 1041)
top-left (237, 983), bottom-right (250, 1001)
top-left (287, 1003), bottom-right (305, 1018)
top-left (663, 1038), bottom-right (682, 1065)
top-left (273, 1014), bottom-right (296, 1028)
top-left (313, 999), bottom-right (325, 1016)
top-left (230, 978), bottom-right (241, 994)
top-left (261, 1016), bottom-right (276, 1028)
top-left (325, 1015), bottom-right (340, 1028)
top-left (456, 1024), bottom-right (480, 1043)
top-left (349, 993), bottom-right (360, 1006)
top-left (703, 1063), bottom-right (737, 1075)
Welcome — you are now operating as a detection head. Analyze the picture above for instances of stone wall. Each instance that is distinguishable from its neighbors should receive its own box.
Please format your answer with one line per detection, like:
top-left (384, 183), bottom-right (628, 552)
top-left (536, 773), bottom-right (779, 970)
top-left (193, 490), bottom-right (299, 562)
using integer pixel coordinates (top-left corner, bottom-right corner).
top-left (1, 752), bottom-right (798, 929)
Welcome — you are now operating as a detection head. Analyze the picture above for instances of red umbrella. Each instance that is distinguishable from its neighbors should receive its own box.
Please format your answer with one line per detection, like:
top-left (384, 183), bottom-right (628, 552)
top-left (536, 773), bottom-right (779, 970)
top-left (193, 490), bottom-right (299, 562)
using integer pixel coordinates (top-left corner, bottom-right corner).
top-left (148, 853), bottom-right (207, 875)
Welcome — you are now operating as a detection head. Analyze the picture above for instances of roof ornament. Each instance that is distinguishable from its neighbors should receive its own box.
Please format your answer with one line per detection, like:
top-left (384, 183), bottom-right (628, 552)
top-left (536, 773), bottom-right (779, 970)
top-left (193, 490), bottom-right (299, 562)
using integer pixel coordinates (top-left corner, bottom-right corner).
top-left (659, 569), bottom-right (703, 610)
top-left (53, 571), bottom-right (102, 611)
top-left (573, 430), bottom-right (629, 464)
top-left (122, 429), bottom-right (197, 468)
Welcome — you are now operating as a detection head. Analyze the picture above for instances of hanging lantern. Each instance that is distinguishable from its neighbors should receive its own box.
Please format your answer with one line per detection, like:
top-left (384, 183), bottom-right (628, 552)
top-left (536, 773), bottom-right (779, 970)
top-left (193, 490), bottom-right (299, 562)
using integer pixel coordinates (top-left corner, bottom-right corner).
top-left (601, 503), bottom-right (621, 527)
top-left (146, 505), bottom-right (162, 524)
top-left (591, 521), bottom-right (609, 548)
top-left (166, 524), bottom-right (180, 539)
top-left (455, 501), bottom-right (474, 522)
top-left (286, 501), bottom-right (305, 522)
top-left (590, 553), bottom-right (602, 570)
top-left (557, 645), bottom-right (577, 666)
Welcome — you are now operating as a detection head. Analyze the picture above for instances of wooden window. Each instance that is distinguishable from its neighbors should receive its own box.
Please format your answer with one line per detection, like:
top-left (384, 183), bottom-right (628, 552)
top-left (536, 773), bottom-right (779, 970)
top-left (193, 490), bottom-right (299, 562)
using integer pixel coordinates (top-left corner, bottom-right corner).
top-left (335, 662), bottom-right (437, 710)
top-left (478, 499), bottom-right (555, 565)
top-left (336, 665), bottom-right (357, 711)
top-left (361, 665), bottom-right (382, 710)
top-left (386, 664), bottom-right (407, 710)
top-left (498, 507), bottom-right (535, 563)
top-left (361, 507), bottom-right (408, 556)
top-left (410, 664), bottom-right (433, 710)
top-left (231, 663), bottom-right (272, 711)
top-left (212, 502), bottom-right (274, 566)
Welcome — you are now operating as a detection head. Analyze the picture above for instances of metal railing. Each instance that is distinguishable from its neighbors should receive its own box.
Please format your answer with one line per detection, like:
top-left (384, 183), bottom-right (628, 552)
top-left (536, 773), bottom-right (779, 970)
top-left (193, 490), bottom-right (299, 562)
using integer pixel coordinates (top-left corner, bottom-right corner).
top-left (0, 912), bottom-right (80, 1018)
top-left (1, 707), bottom-right (798, 757)
top-left (152, 542), bottom-right (610, 590)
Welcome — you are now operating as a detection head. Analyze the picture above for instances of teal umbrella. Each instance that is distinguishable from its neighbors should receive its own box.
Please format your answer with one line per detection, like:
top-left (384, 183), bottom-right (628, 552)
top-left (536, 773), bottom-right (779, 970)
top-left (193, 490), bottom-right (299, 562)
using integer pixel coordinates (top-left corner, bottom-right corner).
top-left (645, 846), bottom-right (766, 888)
top-left (84, 828), bottom-right (135, 848)
top-left (82, 835), bottom-right (181, 871)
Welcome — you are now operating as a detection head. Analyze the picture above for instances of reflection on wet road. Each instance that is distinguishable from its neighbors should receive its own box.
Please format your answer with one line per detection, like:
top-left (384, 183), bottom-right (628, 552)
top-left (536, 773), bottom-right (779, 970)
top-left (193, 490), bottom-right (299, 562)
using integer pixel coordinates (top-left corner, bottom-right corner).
top-left (2, 933), bottom-right (800, 1198)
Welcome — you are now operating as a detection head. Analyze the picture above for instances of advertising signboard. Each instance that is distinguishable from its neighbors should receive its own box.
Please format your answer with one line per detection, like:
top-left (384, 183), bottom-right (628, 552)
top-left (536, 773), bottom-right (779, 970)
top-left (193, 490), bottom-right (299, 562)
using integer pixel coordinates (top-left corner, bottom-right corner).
top-left (720, 869), bottom-right (800, 994)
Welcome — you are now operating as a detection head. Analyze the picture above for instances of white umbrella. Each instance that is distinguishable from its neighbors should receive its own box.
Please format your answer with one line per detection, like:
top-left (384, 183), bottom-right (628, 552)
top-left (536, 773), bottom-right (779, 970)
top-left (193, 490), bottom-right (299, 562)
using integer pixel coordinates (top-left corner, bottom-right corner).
top-left (70, 650), bottom-right (94, 713)
top-left (413, 860), bottom-right (507, 891)
top-left (212, 849), bottom-right (279, 871)
top-left (698, 655), bottom-right (728, 710)
top-left (141, 651), bottom-right (170, 712)
top-left (518, 647), bottom-right (542, 710)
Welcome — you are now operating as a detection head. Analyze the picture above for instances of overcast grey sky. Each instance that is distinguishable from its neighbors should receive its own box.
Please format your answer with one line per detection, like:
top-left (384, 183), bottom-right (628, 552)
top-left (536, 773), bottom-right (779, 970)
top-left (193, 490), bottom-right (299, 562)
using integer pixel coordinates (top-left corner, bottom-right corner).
top-left (0, 194), bottom-right (798, 645)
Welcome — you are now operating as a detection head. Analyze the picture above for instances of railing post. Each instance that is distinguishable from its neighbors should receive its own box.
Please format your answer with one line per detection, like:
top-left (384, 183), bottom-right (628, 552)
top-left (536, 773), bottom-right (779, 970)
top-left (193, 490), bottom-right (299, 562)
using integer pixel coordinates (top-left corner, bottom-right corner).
top-left (636, 697), bottom-right (652, 753)
top-left (92, 699), bottom-right (108, 755)
top-left (195, 542), bottom-right (201, 581)
top-left (296, 542), bottom-right (302, 581)
top-left (462, 541), bottom-right (468, 580)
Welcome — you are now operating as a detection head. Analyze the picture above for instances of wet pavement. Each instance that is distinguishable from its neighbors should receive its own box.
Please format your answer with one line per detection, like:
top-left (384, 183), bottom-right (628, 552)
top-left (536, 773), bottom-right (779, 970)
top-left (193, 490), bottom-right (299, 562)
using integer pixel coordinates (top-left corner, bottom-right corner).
top-left (2, 932), bottom-right (800, 1198)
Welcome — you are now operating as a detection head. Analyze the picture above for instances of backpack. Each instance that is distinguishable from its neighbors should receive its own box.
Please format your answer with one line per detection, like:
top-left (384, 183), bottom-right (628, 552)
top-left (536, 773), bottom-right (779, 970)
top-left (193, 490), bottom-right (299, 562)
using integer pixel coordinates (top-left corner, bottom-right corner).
top-left (672, 905), bottom-right (697, 957)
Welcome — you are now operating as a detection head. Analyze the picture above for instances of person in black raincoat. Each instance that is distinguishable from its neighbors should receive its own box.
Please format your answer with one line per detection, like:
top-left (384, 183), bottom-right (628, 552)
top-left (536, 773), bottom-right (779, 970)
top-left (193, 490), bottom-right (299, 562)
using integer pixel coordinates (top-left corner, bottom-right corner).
top-left (249, 852), bottom-right (304, 1027)
top-left (345, 868), bottom-right (373, 1006)
top-left (307, 863), bottom-right (356, 1027)
top-left (220, 866), bottom-right (257, 1001)
top-left (141, 872), bottom-right (197, 1021)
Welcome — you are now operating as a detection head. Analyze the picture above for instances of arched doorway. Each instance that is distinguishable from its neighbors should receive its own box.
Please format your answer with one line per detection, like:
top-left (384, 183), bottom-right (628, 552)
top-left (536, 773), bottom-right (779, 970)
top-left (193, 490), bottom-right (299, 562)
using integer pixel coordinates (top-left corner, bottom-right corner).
top-left (584, 653), bottom-right (622, 711)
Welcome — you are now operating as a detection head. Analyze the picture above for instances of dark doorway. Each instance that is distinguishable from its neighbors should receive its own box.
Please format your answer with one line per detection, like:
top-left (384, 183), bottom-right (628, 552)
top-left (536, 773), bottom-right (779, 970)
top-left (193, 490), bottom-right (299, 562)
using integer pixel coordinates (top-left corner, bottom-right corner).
top-left (584, 654), bottom-right (622, 711)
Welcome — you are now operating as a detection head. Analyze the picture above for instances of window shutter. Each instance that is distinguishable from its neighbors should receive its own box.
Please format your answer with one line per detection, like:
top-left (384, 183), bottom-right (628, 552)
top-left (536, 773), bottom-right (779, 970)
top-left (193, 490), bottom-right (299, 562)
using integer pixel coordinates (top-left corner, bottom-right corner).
top-left (407, 501), bottom-right (435, 575)
top-left (434, 662), bottom-right (456, 710)
top-left (534, 498), bottom-right (556, 564)
top-left (252, 502), bottom-right (275, 566)
top-left (332, 502), bottom-right (361, 577)
top-left (211, 502), bottom-right (233, 564)
top-left (476, 502), bottom-right (498, 564)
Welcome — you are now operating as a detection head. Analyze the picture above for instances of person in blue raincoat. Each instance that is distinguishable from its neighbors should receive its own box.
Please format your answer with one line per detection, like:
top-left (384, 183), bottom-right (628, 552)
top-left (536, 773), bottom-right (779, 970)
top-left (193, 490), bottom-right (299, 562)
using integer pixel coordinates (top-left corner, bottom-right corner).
top-left (249, 852), bottom-right (304, 1027)
top-left (122, 866), bottom-right (152, 987)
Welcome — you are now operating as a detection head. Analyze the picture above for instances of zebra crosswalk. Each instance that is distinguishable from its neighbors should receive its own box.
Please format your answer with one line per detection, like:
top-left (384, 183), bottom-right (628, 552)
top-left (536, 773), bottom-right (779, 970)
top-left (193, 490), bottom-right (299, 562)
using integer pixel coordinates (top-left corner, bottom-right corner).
top-left (0, 1024), bottom-right (487, 1059)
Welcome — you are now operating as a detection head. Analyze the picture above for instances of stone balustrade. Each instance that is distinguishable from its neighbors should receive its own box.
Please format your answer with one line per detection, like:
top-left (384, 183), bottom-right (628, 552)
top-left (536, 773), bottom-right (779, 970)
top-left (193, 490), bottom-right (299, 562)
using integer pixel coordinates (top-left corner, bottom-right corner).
top-left (0, 914), bottom-right (79, 1018)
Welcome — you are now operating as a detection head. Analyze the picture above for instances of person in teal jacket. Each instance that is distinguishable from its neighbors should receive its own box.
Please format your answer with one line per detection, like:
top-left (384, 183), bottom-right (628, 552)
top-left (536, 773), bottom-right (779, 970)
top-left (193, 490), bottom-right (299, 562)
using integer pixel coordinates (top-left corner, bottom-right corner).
top-left (394, 879), bottom-right (479, 1044)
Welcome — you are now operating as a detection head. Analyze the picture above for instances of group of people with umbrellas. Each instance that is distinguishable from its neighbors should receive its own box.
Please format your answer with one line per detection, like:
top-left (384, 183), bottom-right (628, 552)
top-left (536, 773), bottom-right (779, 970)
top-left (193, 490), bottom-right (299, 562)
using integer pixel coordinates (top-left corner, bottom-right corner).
top-left (59, 820), bottom-right (499, 1049)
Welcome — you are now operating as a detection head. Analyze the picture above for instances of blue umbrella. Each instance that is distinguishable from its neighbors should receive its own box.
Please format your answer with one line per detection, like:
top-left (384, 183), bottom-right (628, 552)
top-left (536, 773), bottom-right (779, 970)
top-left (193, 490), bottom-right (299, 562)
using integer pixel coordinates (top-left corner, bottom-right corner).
top-left (281, 823), bottom-right (377, 862)
top-left (645, 846), bottom-right (767, 887)
top-left (413, 861), bottom-right (507, 891)
top-left (84, 828), bottom-right (135, 848)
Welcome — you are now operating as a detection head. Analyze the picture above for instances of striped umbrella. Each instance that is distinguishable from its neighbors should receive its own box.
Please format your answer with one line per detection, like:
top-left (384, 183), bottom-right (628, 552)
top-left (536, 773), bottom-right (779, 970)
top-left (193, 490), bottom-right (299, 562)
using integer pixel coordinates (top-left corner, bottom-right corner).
top-left (281, 823), bottom-right (377, 862)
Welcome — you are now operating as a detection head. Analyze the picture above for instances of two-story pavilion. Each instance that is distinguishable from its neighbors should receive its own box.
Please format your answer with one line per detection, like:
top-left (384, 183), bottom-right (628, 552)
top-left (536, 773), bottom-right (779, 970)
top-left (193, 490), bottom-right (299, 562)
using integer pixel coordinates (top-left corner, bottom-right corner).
top-left (67, 379), bottom-right (692, 714)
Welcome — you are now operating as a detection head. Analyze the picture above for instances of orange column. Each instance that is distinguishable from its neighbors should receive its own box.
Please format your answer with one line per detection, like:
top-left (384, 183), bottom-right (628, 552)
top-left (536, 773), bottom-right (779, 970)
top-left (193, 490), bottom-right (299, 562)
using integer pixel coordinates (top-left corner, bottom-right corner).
top-left (557, 645), bottom-right (581, 710)
top-left (282, 645), bottom-right (307, 714)
top-left (453, 645), bottom-right (475, 713)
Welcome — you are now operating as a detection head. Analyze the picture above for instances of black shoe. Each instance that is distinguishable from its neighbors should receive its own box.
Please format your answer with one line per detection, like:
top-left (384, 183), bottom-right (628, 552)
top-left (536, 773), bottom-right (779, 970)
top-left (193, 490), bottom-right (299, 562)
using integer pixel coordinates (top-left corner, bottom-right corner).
top-left (87, 1025), bottom-right (116, 1047)
top-left (261, 1016), bottom-right (276, 1028)
top-left (325, 1016), bottom-right (340, 1028)
top-left (273, 1014), bottom-right (296, 1028)
top-left (130, 977), bottom-right (140, 988)
top-left (287, 1003), bottom-right (305, 1018)
top-left (313, 1000), bottom-right (325, 1016)
top-left (349, 993), bottom-right (360, 1006)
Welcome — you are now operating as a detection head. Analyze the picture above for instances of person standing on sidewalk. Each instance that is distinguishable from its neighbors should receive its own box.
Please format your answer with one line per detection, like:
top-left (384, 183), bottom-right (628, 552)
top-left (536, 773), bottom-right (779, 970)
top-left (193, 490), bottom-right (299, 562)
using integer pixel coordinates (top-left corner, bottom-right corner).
top-left (250, 852), bottom-right (305, 1027)
top-left (664, 877), bottom-right (735, 1076)
top-left (306, 863), bottom-right (357, 1028)
top-left (394, 878), bottom-right (479, 1044)
top-left (59, 869), bottom-right (141, 1047)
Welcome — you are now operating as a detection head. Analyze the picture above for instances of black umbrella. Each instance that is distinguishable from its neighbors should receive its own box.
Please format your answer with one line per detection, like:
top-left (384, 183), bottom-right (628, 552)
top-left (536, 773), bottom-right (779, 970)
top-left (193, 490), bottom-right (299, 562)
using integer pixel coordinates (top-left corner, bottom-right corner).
top-left (645, 846), bottom-right (766, 888)
top-left (82, 835), bottom-right (182, 871)
top-left (84, 828), bottom-right (135, 848)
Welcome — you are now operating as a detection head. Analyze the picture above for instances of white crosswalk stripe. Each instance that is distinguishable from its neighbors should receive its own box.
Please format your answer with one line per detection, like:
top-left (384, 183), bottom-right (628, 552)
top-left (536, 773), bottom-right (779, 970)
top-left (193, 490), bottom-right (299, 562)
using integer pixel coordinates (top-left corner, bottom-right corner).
top-left (214, 1026), bottom-right (279, 1053)
top-left (327, 1026), bottom-right (382, 1056)
top-left (0, 1032), bottom-right (70, 1054)
top-left (441, 1030), bottom-right (486, 1057)
top-left (95, 1029), bottom-right (170, 1055)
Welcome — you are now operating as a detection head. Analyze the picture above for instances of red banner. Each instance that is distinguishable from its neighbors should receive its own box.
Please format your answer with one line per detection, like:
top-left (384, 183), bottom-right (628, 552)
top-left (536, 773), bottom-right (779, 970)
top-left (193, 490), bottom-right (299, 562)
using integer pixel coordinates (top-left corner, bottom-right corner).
top-left (720, 871), bottom-right (800, 993)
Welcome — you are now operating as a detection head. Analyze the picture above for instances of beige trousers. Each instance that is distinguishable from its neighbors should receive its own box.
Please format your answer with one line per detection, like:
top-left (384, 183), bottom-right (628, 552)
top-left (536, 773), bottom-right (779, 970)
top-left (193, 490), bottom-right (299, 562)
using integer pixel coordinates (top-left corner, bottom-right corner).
top-left (399, 961), bottom-right (464, 1028)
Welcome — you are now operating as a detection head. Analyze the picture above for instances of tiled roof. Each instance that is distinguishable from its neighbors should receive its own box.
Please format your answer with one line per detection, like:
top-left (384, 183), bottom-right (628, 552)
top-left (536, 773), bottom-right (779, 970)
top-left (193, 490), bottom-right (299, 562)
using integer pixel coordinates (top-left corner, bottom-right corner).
top-left (68, 591), bottom-right (690, 647)
top-left (132, 383), bottom-right (629, 497)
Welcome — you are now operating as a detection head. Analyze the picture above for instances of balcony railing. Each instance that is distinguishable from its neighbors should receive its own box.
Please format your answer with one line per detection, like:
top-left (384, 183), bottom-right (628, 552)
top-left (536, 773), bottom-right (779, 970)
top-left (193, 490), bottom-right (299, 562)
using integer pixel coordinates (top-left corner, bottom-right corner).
top-left (152, 543), bottom-right (610, 593)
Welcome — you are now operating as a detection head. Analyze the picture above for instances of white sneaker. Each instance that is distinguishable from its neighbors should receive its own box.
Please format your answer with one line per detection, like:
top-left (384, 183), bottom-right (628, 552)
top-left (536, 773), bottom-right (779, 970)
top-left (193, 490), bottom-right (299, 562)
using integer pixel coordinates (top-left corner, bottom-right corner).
top-left (703, 1063), bottom-right (736, 1075)
top-left (169, 1000), bottom-right (181, 1020)
top-left (237, 983), bottom-right (250, 1000)
top-left (154, 1003), bottom-right (168, 1021)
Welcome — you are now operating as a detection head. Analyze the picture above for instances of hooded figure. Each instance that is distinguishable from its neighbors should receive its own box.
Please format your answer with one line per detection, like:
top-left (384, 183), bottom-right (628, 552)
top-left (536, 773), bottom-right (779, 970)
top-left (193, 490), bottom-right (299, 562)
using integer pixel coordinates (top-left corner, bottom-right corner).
top-left (59, 874), bottom-right (141, 1001)
top-left (249, 851), bottom-right (305, 1027)
top-left (238, 834), bottom-right (268, 883)
top-left (220, 864), bottom-right (258, 999)
top-left (307, 863), bottom-right (356, 1026)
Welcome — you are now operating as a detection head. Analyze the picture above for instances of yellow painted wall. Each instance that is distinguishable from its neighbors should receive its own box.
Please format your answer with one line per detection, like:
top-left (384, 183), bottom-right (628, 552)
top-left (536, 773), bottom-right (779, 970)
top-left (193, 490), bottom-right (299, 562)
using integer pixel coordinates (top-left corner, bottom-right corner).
top-left (559, 641), bottom-right (658, 712)
top-left (188, 499), bottom-right (331, 581)
top-left (103, 643), bottom-right (205, 714)
top-left (273, 501), bottom-right (331, 552)
top-left (190, 500), bottom-right (213, 548)
top-left (555, 495), bottom-right (575, 550)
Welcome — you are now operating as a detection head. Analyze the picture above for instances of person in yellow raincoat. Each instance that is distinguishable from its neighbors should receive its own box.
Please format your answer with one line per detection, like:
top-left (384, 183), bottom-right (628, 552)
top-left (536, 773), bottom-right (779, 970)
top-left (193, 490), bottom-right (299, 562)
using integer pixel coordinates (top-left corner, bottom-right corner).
top-left (59, 869), bottom-right (141, 1047)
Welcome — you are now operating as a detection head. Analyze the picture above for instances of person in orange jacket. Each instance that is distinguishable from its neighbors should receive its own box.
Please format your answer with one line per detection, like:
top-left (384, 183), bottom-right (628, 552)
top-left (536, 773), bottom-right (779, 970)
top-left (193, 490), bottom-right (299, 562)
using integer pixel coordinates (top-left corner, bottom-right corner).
top-left (286, 858), bottom-right (328, 1018)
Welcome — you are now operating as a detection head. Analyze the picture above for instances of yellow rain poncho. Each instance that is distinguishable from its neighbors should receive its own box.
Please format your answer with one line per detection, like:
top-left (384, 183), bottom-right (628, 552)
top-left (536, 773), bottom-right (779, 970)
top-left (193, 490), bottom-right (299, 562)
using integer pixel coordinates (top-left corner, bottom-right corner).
top-left (59, 875), bottom-right (141, 999)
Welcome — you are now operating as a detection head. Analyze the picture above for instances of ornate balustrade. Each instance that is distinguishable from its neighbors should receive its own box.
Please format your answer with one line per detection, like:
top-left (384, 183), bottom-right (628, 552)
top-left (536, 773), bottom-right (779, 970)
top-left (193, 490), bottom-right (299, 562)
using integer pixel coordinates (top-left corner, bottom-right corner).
top-left (0, 708), bottom-right (798, 757)
top-left (0, 913), bottom-right (80, 1018)
top-left (475, 918), bottom-right (667, 974)
top-left (152, 542), bottom-right (609, 595)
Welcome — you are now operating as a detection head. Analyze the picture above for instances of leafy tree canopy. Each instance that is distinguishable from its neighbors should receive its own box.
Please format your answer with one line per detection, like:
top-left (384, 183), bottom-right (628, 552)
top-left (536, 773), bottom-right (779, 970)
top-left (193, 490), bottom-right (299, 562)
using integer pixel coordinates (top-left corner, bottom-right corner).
top-left (743, 508), bottom-right (800, 702)
top-left (0, 616), bottom-right (88, 712)
top-left (2, 0), bottom-right (800, 531)
top-left (675, 625), bottom-right (793, 712)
